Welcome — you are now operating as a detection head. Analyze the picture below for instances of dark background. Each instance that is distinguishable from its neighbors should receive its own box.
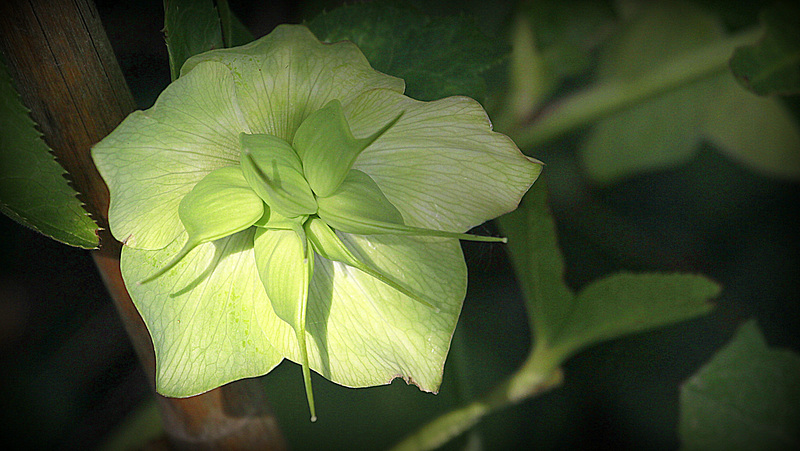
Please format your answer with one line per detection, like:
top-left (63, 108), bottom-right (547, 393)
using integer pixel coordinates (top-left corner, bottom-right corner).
top-left (1, 0), bottom-right (797, 449)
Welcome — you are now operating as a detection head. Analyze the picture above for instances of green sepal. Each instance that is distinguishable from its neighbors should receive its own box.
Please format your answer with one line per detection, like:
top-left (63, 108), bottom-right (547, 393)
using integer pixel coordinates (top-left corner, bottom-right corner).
top-left (240, 133), bottom-right (318, 217)
top-left (305, 217), bottom-right (439, 311)
top-left (293, 99), bottom-right (403, 197)
top-left (140, 165), bottom-right (264, 283)
top-left (253, 227), bottom-right (316, 421)
top-left (316, 168), bottom-right (405, 230)
top-left (253, 208), bottom-right (307, 231)
top-left (179, 165), bottom-right (263, 242)
top-left (318, 169), bottom-right (506, 243)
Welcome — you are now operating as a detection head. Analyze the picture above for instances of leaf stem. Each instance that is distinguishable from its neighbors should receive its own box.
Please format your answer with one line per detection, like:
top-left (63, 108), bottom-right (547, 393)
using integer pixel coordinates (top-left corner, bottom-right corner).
top-left (388, 344), bottom-right (563, 451)
top-left (508, 27), bottom-right (762, 149)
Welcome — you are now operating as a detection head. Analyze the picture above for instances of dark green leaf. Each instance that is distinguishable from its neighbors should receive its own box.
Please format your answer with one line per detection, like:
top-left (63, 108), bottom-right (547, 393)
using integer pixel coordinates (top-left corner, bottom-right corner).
top-left (507, 1), bottom-right (615, 120)
top-left (507, 15), bottom-right (556, 120)
top-left (306, 2), bottom-right (507, 101)
top-left (496, 181), bottom-right (574, 346)
top-left (730, 2), bottom-right (800, 96)
top-left (703, 74), bottom-right (800, 180)
top-left (217, 0), bottom-right (254, 47)
top-left (680, 320), bottom-right (800, 450)
top-left (0, 58), bottom-right (98, 248)
top-left (552, 272), bottom-right (718, 356)
top-left (498, 181), bottom-right (718, 361)
top-left (520, 0), bottom-right (615, 79)
top-left (164, 0), bottom-right (224, 80)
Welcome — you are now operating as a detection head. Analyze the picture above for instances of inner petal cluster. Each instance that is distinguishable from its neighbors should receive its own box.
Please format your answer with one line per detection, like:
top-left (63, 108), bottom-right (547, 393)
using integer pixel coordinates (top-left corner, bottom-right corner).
top-left (141, 99), bottom-right (404, 282)
top-left (139, 96), bottom-right (509, 420)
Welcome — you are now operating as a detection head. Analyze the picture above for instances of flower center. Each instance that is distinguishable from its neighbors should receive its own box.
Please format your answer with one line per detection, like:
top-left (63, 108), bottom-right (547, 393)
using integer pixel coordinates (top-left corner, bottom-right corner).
top-left (140, 98), bottom-right (504, 285)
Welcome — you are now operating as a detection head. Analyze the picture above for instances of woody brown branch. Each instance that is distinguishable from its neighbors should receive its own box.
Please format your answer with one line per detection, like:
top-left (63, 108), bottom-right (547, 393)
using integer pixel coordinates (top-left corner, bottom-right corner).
top-left (0, 0), bottom-right (285, 449)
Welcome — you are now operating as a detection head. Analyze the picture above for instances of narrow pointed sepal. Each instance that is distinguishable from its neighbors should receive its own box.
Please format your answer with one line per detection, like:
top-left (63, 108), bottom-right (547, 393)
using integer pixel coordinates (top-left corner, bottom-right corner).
top-left (293, 99), bottom-right (403, 197)
top-left (140, 165), bottom-right (264, 283)
top-left (317, 169), bottom-right (506, 243)
top-left (240, 133), bottom-right (318, 217)
top-left (253, 227), bottom-right (316, 420)
top-left (137, 239), bottom-right (198, 285)
top-left (316, 169), bottom-right (405, 231)
top-left (300, 242), bottom-right (316, 422)
top-left (305, 217), bottom-right (439, 311)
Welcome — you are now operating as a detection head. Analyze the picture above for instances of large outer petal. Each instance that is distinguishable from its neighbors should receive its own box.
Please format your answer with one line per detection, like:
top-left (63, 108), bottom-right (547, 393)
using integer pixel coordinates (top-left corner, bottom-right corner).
top-left (345, 89), bottom-right (542, 232)
top-left (255, 233), bottom-right (466, 391)
top-left (121, 229), bottom-right (283, 397)
top-left (181, 25), bottom-right (405, 142)
top-left (92, 62), bottom-right (249, 249)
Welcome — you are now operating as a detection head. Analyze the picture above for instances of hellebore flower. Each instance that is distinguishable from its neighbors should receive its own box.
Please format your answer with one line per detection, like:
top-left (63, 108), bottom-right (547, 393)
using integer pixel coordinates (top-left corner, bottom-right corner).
top-left (92, 24), bottom-right (541, 420)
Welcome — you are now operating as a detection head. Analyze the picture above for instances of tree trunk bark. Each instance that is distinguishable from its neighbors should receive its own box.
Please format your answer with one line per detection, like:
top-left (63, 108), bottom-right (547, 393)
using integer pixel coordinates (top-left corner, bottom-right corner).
top-left (0, 1), bottom-right (286, 449)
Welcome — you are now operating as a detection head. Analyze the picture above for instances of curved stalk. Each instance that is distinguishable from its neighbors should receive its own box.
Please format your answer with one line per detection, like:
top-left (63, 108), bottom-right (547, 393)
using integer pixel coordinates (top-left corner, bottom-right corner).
top-left (509, 28), bottom-right (762, 149)
top-left (388, 343), bottom-right (563, 451)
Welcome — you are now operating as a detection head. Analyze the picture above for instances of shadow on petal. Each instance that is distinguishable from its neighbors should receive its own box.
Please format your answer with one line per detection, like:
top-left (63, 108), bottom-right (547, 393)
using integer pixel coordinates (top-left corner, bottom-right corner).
top-left (170, 232), bottom-right (255, 297)
top-left (307, 255), bottom-right (335, 378)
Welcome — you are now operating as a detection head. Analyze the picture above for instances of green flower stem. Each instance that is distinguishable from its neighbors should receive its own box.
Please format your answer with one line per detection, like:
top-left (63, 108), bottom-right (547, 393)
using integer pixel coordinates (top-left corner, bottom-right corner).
top-left (508, 27), bottom-right (762, 149)
top-left (388, 343), bottom-right (564, 451)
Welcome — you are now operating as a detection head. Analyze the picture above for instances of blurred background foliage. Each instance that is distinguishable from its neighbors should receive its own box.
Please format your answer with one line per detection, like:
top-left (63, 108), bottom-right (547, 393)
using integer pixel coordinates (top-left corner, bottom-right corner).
top-left (0, 0), bottom-right (797, 449)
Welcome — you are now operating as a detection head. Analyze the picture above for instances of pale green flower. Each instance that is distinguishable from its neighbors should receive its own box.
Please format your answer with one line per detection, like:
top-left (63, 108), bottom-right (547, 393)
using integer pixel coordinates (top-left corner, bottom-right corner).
top-left (92, 24), bottom-right (541, 420)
